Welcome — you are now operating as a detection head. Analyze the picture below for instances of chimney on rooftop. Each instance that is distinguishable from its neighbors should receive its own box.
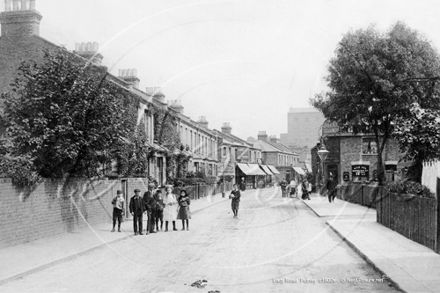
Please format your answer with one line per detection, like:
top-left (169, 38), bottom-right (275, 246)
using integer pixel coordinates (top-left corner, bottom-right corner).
top-left (269, 135), bottom-right (279, 143)
top-left (221, 122), bottom-right (232, 135)
top-left (197, 116), bottom-right (208, 128)
top-left (0, 0), bottom-right (42, 38)
top-left (75, 42), bottom-right (103, 66)
top-left (258, 131), bottom-right (268, 142)
top-left (167, 100), bottom-right (184, 114)
top-left (118, 68), bottom-right (140, 89)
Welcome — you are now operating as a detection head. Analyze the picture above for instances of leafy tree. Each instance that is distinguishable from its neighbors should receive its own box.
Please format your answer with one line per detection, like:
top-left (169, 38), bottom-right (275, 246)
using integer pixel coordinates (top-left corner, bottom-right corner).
top-left (311, 22), bottom-right (440, 184)
top-left (0, 48), bottom-right (139, 184)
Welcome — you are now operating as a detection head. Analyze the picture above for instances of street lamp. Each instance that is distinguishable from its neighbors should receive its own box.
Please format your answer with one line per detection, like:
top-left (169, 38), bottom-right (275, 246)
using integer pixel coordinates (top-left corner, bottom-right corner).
top-left (317, 141), bottom-right (329, 189)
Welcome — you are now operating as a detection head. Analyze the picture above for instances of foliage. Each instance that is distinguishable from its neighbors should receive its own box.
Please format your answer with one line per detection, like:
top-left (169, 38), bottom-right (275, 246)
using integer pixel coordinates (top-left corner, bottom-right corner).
top-left (0, 154), bottom-right (41, 186)
top-left (311, 22), bottom-right (440, 184)
top-left (0, 48), bottom-right (140, 185)
top-left (384, 180), bottom-right (434, 198)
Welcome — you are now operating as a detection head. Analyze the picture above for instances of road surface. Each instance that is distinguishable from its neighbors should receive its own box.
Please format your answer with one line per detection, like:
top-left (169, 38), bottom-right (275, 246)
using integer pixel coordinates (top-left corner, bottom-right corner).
top-left (0, 188), bottom-right (398, 292)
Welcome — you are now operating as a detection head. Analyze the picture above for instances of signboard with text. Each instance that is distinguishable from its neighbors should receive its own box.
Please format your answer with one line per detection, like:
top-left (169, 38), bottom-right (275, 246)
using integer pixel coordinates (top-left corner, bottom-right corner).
top-left (352, 165), bottom-right (369, 181)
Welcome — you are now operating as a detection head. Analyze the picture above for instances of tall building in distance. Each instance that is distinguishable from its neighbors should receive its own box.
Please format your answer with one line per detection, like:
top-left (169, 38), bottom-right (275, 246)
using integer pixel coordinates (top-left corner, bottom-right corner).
top-left (286, 107), bottom-right (325, 149)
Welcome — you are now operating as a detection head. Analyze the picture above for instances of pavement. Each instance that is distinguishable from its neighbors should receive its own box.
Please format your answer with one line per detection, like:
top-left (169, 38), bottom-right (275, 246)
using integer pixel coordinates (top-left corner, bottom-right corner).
top-left (303, 193), bottom-right (440, 293)
top-left (0, 191), bottom-right (229, 286)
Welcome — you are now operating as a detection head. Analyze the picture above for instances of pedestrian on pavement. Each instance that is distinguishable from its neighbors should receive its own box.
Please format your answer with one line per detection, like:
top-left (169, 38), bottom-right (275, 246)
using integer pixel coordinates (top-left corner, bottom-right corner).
top-left (326, 173), bottom-right (337, 203)
top-left (177, 189), bottom-right (191, 231)
top-left (163, 185), bottom-right (178, 231)
top-left (111, 190), bottom-right (125, 232)
top-left (301, 178), bottom-right (311, 200)
top-left (240, 177), bottom-right (246, 192)
top-left (153, 189), bottom-right (165, 231)
top-left (129, 189), bottom-right (146, 235)
top-left (229, 184), bottom-right (241, 218)
top-left (143, 183), bottom-right (157, 234)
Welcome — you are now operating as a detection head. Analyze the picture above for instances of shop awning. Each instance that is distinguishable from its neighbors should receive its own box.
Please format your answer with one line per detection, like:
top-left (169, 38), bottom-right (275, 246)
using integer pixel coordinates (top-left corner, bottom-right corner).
top-left (305, 163), bottom-right (312, 173)
top-left (293, 166), bottom-right (306, 175)
top-left (267, 165), bottom-right (280, 174)
top-left (237, 163), bottom-right (253, 175)
top-left (247, 164), bottom-right (266, 175)
top-left (260, 165), bottom-right (274, 175)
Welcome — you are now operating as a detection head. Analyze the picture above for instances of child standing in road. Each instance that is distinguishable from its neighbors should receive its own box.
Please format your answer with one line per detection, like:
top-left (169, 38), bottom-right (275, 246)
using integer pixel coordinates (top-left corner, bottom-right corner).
top-left (111, 190), bottom-right (125, 232)
top-left (177, 190), bottom-right (191, 230)
top-left (229, 184), bottom-right (241, 219)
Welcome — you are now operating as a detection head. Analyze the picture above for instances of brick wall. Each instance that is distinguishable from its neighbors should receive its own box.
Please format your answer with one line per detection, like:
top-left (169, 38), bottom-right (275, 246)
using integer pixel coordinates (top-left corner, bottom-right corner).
top-left (0, 177), bottom-right (148, 249)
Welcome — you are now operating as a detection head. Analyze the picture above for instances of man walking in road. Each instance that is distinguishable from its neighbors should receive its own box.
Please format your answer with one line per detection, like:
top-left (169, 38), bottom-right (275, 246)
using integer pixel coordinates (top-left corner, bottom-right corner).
top-left (326, 173), bottom-right (337, 203)
top-left (280, 178), bottom-right (288, 197)
top-left (129, 189), bottom-right (145, 235)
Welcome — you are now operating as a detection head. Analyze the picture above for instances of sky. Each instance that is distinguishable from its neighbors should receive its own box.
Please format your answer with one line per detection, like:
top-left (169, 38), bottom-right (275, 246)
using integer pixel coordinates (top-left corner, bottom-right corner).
top-left (2, 0), bottom-right (440, 140)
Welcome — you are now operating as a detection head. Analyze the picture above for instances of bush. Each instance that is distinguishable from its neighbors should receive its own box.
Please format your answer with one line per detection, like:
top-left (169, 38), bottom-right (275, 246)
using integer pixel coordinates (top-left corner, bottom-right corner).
top-left (384, 180), bottom-right (434, 198)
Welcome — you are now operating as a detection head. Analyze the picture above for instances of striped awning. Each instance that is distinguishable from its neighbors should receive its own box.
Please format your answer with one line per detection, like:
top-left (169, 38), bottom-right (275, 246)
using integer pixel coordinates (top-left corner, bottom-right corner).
top-left (267, 165), bottom-right (280, 174)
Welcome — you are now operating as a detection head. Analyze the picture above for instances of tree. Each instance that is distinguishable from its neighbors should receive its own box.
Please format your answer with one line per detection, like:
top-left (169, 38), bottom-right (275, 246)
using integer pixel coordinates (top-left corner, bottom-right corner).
top-left (311, 22), bottom-right (440, 184)
top-left (0, 48), bottom-right (139, 184)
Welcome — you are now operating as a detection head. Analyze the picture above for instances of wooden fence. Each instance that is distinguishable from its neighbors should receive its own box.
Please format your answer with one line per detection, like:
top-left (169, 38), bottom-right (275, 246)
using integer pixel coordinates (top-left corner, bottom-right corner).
top-left (337, 183), bottom-right (381, 208)
top-left (377, 192), bottom-right (438, 252)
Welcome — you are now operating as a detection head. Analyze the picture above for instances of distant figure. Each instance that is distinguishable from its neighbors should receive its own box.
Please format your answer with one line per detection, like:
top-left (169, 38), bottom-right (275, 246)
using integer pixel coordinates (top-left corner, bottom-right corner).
top-left (129, 189), bottom-right (145, 235)
top-left (177, 190), bottom-right (191, 231)
top-left (111, 190), bottom-right (125, 232)
top-left (229, 184), bottom-right (241, 219)
top-left (326, 173), bottom-right (337, 203)
top-left (289, 179), bottom-right (297, 197)
top-left (240, 177), bottom-right (246, 192)
top-left (301, 178), bottom-right (311, 200)
top-left (280, 178), bottom-right (288, 197)
top-left (163, 185), bottom-right (178, 231)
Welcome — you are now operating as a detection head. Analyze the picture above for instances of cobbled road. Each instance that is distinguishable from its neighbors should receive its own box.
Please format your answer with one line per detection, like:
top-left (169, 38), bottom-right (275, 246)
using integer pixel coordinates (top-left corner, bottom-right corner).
top-left (1, 188), bottom-right (399, 293)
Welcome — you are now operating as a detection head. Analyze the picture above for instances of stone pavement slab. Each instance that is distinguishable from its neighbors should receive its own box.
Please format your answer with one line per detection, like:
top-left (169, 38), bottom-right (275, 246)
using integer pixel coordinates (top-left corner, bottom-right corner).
top-left (0, 192), bottom-right (229, 285)
top-left (325, 212), bottom-right (440, 293)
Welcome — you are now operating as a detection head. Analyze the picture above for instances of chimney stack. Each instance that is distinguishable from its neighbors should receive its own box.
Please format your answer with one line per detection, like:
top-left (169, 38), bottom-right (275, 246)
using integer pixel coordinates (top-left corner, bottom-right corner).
top-left (221, 122), bottom-right (232, 135)
top-left (118, 68), bottom-right (140, 89)
top-left (1, 0), bottom-right (42, 38)
top-left (269, 135), bottom-right (279, 143)
top-left (258, 131), bottom-right (268, 142)
top-left (167, 100), bottom-right (184, 113)
top-left (75, 42), bottom-right (103, 66)
top-left (197, 116), bottom-right (208, 128)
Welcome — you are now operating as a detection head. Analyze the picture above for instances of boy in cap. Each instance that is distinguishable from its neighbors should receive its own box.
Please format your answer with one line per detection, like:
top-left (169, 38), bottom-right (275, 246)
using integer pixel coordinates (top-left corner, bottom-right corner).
top-left (143, 183), bottom-right (157, 234)
top-left (129, 189), bottom-right (146, 235)
top-left (111, 190), bottom-right (125, 232)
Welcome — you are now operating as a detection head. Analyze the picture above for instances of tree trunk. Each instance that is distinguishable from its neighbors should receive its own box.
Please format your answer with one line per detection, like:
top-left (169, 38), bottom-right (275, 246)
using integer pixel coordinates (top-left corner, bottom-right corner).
top-left (374, 129), bottom-right (387, 185)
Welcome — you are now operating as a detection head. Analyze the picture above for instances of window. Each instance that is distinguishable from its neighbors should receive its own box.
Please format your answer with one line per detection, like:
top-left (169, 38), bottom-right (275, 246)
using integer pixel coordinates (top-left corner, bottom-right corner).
top-left (362, 138), bottom-right (377, 154)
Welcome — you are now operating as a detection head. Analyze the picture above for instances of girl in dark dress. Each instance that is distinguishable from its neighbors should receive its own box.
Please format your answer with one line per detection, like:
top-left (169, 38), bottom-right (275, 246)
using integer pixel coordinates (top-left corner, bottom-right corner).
top-left (229, 184), bottom-right (241, 219)
top-left (177, 190), bottom-right (191, 230)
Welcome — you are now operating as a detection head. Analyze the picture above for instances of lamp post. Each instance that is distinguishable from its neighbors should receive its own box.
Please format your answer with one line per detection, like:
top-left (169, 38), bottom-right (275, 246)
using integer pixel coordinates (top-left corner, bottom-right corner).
top-left (317, 143), bottom-right (329, 186)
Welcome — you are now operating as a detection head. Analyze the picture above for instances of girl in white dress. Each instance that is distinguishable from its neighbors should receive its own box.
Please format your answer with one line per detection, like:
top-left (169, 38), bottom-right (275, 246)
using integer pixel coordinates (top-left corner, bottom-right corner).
top-left (163, 185), bottom-right (178, 231)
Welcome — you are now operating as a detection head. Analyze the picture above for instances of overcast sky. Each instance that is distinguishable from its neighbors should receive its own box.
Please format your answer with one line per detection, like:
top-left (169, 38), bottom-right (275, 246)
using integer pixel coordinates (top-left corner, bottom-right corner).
top-left (2, 0), bottom-right (440, 139)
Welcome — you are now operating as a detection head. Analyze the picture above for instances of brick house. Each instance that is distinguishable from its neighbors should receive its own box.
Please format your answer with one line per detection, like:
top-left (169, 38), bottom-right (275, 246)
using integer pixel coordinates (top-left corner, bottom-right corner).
top-left (214, 123), bottom-right (265, 188)
top-left (314, 120), bottom-right (408, 187)
top-left (253, 131), bottom-right (300, 183)
top-left (0, 1), bottom-right (170, 185)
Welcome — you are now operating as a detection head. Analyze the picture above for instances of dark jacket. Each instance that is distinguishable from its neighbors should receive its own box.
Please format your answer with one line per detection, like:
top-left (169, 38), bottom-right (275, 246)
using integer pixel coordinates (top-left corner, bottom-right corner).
top-left (178, 195), bottom-right (190, 207)
top-left (326, 178), bottom-right (336, 191)
top-left (129, 195), bottom-right (145, 214)
top-left (143, 191), bottom-right (157, 212)
top-left (230, 190), bottom-right (241, 203)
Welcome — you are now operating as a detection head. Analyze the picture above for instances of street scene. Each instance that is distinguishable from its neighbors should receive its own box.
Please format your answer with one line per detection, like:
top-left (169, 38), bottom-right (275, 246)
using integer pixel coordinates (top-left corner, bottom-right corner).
top-left (1, 0), bottom-right (440, 292)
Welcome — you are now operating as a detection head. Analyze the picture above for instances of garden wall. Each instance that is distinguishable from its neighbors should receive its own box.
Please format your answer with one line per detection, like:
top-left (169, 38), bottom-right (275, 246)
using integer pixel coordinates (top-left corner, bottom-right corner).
top-left (0, 177), bottom-right (148, 249)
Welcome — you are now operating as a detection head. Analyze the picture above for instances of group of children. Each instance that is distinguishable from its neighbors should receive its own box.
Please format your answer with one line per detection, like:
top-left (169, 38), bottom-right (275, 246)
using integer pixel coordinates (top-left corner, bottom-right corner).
top-left (110, 183), bottom-right (191, 235)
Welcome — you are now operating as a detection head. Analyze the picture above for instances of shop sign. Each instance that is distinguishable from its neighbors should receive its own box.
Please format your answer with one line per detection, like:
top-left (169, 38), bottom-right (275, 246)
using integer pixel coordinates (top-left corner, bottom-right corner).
top-left (343, 172), bottom-right (350, 181)
top-left (352, 165), bottom-right (369, 178)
